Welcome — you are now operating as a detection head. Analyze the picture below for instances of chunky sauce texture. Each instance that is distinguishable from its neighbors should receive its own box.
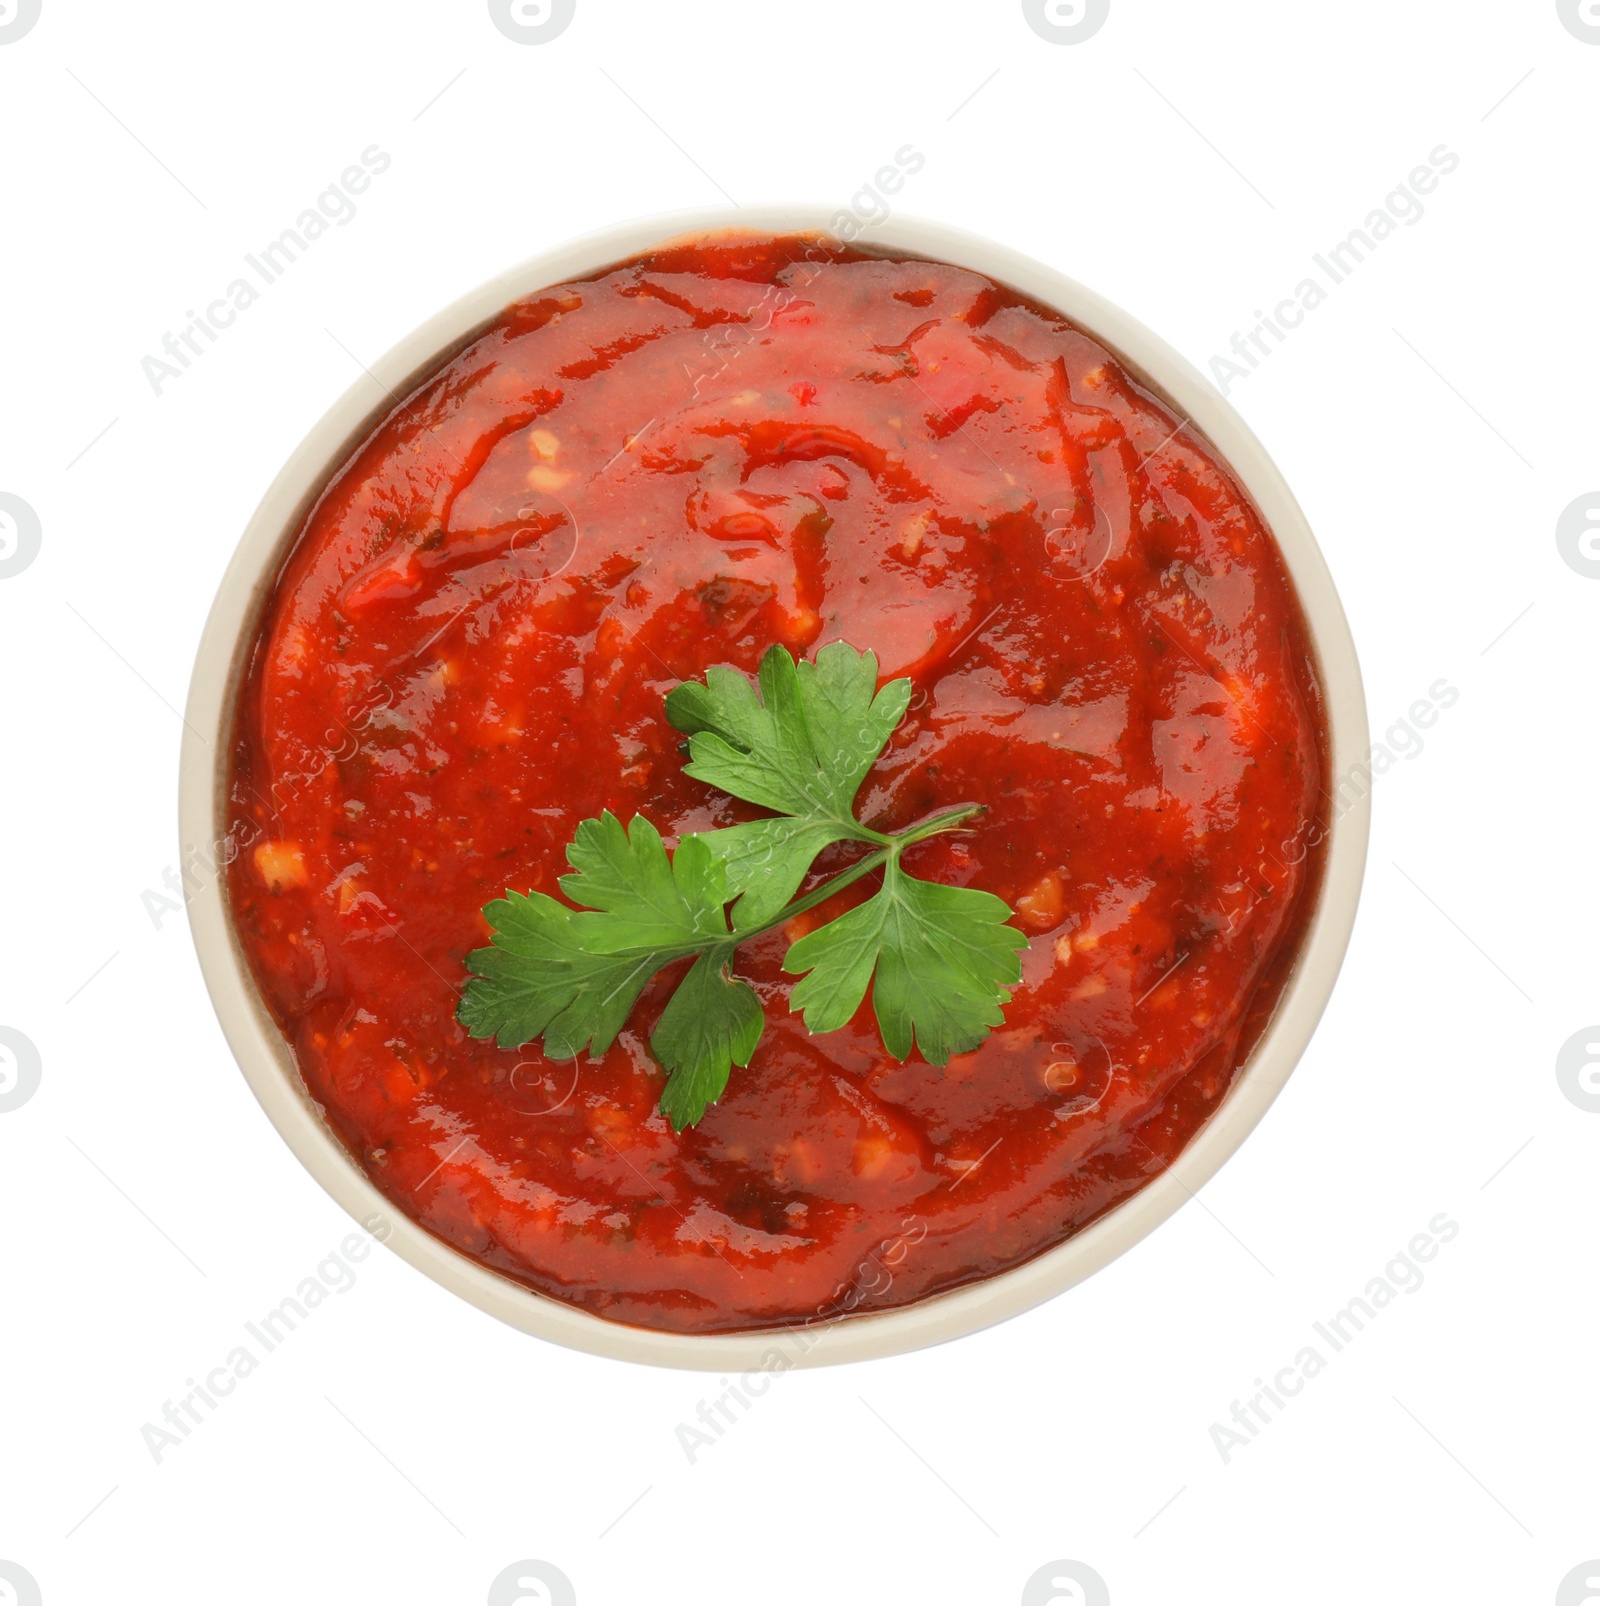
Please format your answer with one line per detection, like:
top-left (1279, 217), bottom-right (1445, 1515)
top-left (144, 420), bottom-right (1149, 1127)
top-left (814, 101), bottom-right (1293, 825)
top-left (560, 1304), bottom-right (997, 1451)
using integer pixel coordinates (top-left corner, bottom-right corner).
top-left (226, 233), bottom-right (1327, 1333)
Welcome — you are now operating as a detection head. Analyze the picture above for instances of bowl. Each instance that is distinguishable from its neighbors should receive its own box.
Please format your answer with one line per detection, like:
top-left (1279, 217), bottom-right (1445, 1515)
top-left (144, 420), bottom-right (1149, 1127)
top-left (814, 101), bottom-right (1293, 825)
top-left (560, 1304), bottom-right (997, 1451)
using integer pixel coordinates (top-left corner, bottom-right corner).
top-left (180, 205), bottom-right (1369, 1370)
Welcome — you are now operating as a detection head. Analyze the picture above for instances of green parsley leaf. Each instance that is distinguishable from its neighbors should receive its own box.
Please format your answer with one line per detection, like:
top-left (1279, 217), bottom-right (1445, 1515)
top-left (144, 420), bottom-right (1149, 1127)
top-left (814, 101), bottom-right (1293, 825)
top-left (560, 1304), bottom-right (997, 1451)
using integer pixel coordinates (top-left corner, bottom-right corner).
top-left (651, 948), bottom-right (764, 1129)
top-left (784, 860), bottom-right (1026, 1065)
top-left (460, 818), bottom-right (772, 1130)
top-left (666, 642), bottom-right (912, 925)
top-left (558, 812), bottom-right (729, 953)
top-left (460, 814), bottom-right (730, 1063)
top-left (456, 891), bottom-right (663, 1060)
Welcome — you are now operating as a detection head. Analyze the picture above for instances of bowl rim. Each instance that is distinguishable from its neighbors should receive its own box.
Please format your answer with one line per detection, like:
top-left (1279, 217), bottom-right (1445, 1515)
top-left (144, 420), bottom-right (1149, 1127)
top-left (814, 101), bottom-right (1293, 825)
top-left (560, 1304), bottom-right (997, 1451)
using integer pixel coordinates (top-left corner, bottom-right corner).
top-left (180, 203), bottom-right (1370, 1371)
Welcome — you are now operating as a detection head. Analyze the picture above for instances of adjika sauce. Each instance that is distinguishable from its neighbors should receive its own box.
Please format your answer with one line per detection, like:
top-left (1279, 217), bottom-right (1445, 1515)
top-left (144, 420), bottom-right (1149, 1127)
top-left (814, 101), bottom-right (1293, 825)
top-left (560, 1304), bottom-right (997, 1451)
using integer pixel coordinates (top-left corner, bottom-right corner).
top-left (226, 234), bottom-right (1326, 1333)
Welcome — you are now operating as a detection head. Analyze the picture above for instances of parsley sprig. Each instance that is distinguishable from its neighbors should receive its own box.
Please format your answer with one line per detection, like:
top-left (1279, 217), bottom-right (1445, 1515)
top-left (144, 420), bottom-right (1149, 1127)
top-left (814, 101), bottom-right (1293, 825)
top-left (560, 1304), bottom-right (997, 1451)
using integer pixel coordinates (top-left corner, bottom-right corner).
top-left (458, 642), bottom-right (1026, 1128)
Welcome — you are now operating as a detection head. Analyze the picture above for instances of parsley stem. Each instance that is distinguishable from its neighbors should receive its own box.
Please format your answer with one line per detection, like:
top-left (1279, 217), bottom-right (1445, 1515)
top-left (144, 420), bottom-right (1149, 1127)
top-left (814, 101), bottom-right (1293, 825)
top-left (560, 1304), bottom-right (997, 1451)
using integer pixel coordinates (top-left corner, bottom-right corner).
top-left (890, 802), bottom-right (986, 846)
top-left (733, 846), bottom-right (891, 937)
top-left (564, 806), bottom-right (989, 960)
top-left (729, 802), bottom-right (985, 940)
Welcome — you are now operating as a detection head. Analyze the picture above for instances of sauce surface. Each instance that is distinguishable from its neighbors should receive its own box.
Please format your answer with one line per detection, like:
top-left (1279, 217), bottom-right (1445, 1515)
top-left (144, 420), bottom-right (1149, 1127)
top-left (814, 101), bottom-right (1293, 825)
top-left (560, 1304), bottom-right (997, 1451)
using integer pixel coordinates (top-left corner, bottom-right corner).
top-left (226, 233), bottom-right (1326, 1334)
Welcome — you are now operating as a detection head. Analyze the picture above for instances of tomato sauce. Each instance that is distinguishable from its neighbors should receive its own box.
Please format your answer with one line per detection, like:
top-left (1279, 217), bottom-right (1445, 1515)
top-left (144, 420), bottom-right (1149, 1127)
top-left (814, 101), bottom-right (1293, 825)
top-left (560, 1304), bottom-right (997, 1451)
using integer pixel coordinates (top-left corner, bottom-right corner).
top-left (225, 233), bottom-right (1327, 1334)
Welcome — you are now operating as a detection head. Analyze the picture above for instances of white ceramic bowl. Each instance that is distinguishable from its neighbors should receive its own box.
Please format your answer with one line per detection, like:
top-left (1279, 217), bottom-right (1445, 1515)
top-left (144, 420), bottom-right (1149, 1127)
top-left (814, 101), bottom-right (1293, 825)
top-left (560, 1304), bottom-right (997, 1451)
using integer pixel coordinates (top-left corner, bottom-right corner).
top-left (180, 206), bottom-right (1369, 1370)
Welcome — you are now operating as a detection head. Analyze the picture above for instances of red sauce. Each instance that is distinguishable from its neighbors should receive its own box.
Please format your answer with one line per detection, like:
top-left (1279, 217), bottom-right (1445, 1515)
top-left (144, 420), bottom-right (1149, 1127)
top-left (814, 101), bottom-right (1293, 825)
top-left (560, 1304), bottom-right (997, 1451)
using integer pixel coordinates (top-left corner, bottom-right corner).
top-left (226, 233), bottom-right (1327, 1334)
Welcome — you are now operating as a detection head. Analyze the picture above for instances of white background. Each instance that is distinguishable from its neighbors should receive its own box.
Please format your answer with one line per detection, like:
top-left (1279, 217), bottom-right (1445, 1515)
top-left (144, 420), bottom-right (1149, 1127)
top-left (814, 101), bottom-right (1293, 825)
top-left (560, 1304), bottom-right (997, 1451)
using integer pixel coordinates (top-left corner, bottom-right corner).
top-left (2, 2), bottom-right (1596, 1602)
